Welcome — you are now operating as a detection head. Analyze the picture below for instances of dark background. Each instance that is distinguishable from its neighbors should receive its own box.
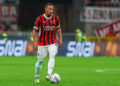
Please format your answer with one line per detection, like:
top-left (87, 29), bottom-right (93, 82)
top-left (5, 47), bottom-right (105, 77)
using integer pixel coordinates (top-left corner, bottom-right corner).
top-left (18, 0), bottom-right (84, 32)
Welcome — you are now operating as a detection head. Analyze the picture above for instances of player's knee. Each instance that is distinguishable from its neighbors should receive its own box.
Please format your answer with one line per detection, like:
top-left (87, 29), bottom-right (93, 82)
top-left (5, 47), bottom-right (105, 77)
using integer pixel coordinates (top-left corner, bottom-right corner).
top-left (49, 57), bottom-right (55, 62)
top-left (49, 52), bottom-right (57, 58)
top-left (38, 58), bottom-right (44, 62)
top-left (49, 54), bottom-right (55, 59)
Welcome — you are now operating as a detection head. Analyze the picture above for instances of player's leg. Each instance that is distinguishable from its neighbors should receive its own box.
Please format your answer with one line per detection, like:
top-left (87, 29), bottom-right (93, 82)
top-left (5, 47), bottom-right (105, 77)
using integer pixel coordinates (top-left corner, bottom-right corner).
top-left (35, 46), bottom-right (47, 82)
top-left (35, 58), bottom-right (43, 83)
top-left (46, 44), bottom-right (58, 80)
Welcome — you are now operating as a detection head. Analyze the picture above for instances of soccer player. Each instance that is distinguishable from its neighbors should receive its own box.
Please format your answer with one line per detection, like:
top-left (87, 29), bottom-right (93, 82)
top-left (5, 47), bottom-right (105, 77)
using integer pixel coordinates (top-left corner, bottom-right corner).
top-left (32, 3), bottom-right (63, 83)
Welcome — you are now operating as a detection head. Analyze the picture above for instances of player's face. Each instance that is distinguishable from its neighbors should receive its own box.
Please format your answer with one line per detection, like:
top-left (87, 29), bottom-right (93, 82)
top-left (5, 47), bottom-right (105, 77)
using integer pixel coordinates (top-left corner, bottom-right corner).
top-left (45, 5), bottom-right (54, 16)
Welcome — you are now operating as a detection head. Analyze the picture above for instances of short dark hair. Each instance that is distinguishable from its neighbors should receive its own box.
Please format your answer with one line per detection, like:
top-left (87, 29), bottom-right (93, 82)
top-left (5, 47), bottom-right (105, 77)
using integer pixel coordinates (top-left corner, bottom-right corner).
top-left (45, 3), bottom-right (54, 8)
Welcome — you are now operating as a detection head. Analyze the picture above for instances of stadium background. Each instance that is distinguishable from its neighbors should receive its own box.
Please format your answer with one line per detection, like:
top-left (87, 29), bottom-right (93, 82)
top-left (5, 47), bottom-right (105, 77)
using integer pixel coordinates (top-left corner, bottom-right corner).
top-left (0, 0), bottom-right (120, 57)
top-left (0, 0), bottom-right (120, 86)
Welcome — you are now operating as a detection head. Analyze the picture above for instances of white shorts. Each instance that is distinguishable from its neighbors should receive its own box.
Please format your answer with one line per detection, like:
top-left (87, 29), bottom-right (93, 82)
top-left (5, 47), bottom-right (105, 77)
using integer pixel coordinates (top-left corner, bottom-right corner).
top-left (37, 44), bottom-right (58, 59)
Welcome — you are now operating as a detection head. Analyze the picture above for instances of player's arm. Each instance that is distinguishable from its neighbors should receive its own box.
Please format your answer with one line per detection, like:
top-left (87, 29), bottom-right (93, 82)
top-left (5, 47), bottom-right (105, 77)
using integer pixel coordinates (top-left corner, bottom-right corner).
top-left (33, 29), bottom-right (38, 43)
top-left (56, 16), bottom-right (63, 48)
top-left (32, 17), bottom-right (40, 50)
top-left (57, 27), bottom-right (63, 48)
top-left (32, 28), bottom-right (38, 50)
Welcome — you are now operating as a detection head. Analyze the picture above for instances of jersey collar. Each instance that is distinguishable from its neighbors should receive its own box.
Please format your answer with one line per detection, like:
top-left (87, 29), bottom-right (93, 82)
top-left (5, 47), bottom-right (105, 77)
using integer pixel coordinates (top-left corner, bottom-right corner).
top-left (43, 14), bottom-right (52, 19)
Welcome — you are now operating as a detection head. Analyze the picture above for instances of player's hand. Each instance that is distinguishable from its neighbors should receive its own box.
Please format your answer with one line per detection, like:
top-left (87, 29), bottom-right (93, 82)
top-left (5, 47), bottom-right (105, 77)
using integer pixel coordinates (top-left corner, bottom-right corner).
top-left (58, 40), bottom-right (63, 48)
top-left (34, 42), bottom-right (38, 50)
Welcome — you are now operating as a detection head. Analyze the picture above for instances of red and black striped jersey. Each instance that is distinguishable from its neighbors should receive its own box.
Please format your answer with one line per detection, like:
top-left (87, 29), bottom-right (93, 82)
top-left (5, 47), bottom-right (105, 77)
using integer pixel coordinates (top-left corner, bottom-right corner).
top-left (33, 14), bottom-right (60, 46)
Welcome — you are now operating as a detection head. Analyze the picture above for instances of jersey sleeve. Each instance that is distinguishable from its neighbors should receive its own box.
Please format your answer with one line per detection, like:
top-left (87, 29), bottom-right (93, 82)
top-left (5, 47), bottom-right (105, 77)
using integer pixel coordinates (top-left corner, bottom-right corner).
top-left (33, 17), bottom-right (41, 29)
top-left (56, 16), bottom-right (60, 28)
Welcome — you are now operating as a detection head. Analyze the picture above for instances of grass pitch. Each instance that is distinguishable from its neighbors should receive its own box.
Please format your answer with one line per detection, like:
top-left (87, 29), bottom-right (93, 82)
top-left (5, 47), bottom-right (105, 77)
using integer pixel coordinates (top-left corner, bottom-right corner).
top-left (0, 56), bottom-right (120, 86)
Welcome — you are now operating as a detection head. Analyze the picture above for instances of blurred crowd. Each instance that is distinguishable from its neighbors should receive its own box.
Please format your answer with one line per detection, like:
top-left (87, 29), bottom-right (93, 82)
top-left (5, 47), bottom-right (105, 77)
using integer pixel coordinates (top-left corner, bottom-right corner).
top-left (0, 0), bottom-right (19, 4)
top-left (83, 0), bottom-right (120, 7)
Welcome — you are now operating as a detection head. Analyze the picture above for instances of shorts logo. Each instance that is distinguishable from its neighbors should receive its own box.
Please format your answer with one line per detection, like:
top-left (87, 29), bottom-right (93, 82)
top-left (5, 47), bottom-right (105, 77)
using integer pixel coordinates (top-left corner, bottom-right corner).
top-left (37, 53), bottom-right (40, 56)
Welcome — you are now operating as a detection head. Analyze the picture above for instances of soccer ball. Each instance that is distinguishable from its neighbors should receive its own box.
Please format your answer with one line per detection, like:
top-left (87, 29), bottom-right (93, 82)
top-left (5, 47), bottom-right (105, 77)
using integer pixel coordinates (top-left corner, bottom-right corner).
top-left (50, 73), bottom-right (60, 83)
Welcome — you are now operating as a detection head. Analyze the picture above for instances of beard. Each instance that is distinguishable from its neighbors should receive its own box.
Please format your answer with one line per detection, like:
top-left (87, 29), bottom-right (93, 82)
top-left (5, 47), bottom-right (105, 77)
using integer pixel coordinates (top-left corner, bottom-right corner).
top-left (48, 13), bottom-right (52, 17)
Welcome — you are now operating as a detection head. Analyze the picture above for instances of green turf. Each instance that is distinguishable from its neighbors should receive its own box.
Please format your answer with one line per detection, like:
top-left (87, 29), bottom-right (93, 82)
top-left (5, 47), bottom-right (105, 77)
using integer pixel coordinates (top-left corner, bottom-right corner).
top-left (0, 56), bottom-right (120, 86)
